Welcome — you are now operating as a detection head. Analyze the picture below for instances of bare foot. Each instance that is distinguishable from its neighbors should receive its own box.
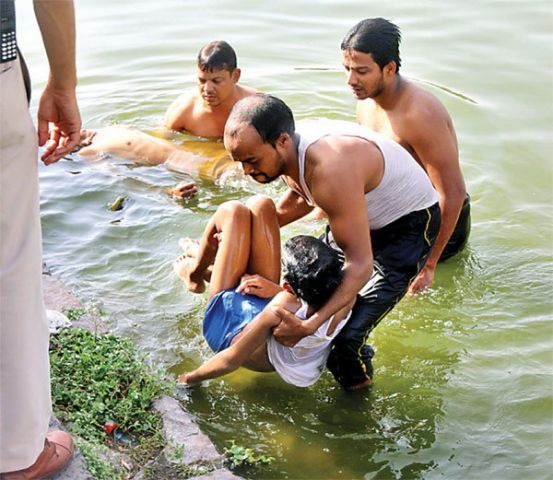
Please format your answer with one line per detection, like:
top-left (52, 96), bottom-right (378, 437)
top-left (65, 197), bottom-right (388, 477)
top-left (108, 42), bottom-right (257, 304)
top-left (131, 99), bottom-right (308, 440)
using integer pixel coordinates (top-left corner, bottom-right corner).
top-left (178, 237), bottom-right (200, 258)
top-left (177, 238), bottom-right (213, 282)
top-left (173, 254), bottom-right (205, 293)
top-left (345, 378), bottom-right (373, 392)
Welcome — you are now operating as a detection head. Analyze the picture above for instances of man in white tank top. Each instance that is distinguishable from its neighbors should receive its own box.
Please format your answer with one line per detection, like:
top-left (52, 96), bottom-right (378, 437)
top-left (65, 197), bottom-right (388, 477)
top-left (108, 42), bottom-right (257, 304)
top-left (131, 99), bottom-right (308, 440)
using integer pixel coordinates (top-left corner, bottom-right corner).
top-left (224, 93), bottom-right (441, 390)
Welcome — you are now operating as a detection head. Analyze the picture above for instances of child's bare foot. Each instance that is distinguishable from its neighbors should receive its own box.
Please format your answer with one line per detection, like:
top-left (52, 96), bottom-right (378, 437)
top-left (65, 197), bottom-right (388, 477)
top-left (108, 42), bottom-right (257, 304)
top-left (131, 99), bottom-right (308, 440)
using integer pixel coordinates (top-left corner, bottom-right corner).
top-left (178, 237), bottom-right (200, 258)
top-left (177, 238), bottom-right (213, 282)
top-left (173, 254), bottom-right (205, 293)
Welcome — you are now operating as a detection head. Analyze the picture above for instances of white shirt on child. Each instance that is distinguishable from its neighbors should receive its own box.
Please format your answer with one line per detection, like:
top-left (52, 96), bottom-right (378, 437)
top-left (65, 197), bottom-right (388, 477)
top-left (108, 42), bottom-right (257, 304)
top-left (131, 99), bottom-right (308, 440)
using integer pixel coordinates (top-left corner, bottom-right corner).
top-left (266, 300), bottom-right (351, 387)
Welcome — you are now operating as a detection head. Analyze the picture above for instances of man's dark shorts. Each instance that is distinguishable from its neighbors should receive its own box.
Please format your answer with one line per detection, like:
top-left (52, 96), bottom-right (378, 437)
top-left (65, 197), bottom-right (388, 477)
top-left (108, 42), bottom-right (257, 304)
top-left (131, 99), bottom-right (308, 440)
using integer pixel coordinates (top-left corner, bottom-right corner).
top-left (323, 203), bottom-right (441, 389)
top-left (439, 194), bottom-right (471, 262)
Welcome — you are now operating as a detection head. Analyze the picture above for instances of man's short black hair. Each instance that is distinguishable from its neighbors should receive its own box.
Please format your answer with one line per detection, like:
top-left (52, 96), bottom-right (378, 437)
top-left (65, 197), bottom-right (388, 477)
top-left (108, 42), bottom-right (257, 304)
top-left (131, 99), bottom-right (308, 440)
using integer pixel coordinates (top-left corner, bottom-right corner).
top-left (341, 18), bottom-right (402, 73)
top-left (197, 40), bottom-right (237, 72)
top-left (282, 235), bottom-right (343, 309)
top-left (226, 93), bottom-right (295, 147)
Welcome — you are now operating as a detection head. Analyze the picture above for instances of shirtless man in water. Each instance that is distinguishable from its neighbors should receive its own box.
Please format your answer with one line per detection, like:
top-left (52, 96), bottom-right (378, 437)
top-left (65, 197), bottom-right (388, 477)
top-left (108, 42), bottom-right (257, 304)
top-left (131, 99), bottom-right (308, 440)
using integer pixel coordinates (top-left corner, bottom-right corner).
top-left (164, 40), bottom-right (257, 137)
top-left (75, 41), bottom-right (257, 197)
top-left (341, 18), bottom-right (471, 292)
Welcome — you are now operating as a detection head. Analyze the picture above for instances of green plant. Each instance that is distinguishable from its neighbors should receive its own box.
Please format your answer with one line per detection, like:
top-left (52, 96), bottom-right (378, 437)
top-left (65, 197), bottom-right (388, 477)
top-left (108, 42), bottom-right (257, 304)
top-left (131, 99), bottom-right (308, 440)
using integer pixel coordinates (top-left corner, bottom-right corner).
top-left (63, 303), bottom-right (111, 333)
top-left (75, 438), bottom-right (123, 480)
top-left (223, 441), bottom-right (274, 468)
top-left (49, 328), bottom-right (172, 466)
top-left (63, 307), bottom-right (87, 322)
top-left (166, 441), bottom-right (186, 462)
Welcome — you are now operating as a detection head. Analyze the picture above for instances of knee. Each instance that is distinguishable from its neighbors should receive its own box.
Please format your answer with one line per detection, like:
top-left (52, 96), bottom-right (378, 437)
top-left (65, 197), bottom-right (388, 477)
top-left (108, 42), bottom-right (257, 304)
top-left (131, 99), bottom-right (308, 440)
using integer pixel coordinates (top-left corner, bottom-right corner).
top-left (246, 195), bottom-right (276, 217)
top-left (218, 201), bottom-right (251, 223)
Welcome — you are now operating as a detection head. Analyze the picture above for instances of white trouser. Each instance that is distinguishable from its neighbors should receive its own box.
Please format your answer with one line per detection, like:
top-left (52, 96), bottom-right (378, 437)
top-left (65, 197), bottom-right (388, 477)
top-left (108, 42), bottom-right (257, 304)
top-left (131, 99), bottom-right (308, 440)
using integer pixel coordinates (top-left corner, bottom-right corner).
top-left (0, 57), bottom-right (51, 472)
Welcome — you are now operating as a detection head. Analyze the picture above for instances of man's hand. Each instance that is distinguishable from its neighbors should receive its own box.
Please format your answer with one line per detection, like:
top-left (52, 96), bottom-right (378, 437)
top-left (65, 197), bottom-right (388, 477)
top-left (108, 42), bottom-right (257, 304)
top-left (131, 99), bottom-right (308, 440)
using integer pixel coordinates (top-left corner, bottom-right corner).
top-left (271, 306), bottom-right (311, 346)
top-left (38, 85), bottom-right (81, 165)
top-left (409, 263), bottom-right (435, 294)
top-left (168, 180), bottom-right (198, 199)
top-left (235, 274), bottom-right (282, 298)
top-left (178, 372), bottom-right (200, 386)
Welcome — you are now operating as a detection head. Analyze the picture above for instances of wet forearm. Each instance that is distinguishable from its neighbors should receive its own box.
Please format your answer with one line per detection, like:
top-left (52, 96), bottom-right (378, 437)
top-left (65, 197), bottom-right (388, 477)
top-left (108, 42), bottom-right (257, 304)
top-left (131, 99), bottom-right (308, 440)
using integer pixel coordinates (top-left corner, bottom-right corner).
top-left (426, 191), bottom-right (465, 267)
top-left (34, 0), bottom-right (77, 90)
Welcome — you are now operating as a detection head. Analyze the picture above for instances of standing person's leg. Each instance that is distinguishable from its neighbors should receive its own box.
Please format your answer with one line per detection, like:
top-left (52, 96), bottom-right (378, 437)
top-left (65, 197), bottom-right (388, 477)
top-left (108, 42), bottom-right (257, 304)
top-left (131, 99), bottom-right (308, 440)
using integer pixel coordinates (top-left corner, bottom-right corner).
top-left (326, 204), bottom-right (441, 390)
top-left (174, 201), bottom-right (252, 298)
top-left (0, 59), bottom-right (51, 471)
top-left (245, 195), bottom-right (281, 283)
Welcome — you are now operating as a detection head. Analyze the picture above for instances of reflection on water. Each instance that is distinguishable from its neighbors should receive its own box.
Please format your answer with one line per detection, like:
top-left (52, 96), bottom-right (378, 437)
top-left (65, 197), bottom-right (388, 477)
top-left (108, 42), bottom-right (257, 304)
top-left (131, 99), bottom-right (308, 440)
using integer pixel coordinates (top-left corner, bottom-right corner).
top-left (15, 0), bottom-right (553, 478)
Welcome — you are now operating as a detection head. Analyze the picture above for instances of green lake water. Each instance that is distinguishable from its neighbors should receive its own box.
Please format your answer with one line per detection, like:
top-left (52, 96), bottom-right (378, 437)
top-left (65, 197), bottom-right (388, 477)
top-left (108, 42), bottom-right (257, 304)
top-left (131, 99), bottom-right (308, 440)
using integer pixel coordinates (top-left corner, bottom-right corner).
top-left (17, 1), bottom-right (552, 478)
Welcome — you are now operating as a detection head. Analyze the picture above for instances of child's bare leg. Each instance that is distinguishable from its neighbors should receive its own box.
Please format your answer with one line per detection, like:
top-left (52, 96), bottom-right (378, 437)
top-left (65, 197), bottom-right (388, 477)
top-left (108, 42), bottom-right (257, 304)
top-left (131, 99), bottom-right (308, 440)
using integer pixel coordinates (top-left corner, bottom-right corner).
top-left (175, 201), bottom-right (252, 298)
top-left (206, 202), bottom-right (253, 298)
top-left (245, 195), bottom-right (281, 283)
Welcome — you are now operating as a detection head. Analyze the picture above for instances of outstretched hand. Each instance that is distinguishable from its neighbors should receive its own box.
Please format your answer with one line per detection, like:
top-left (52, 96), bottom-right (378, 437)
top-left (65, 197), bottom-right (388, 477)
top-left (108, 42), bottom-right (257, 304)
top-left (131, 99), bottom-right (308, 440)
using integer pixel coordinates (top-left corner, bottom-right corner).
top-left (37, 85), bottom-right (81, 165)
top-left (178, 372), bottom-right (196, 385)
top-left (235, 274), bottom-right (282, 298)
top-left (271, 306), bottom-right (310, 347)
top-left (409, 263), bottom-right (435, 294)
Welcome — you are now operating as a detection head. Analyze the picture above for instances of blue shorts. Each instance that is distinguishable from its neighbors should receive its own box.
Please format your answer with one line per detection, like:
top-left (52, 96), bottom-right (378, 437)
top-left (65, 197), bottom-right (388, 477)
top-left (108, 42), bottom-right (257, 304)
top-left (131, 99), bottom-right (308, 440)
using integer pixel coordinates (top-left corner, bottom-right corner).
top-left (203, 289), bottom-right (271, 353)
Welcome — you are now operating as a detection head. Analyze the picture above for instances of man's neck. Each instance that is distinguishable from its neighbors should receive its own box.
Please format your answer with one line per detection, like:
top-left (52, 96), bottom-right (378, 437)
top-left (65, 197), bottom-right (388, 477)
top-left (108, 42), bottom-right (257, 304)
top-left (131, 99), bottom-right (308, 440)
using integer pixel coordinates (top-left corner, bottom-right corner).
top-left (374, 74), bottom-right (406, 110)
top-left (283, 132), bottom-right (301, 181)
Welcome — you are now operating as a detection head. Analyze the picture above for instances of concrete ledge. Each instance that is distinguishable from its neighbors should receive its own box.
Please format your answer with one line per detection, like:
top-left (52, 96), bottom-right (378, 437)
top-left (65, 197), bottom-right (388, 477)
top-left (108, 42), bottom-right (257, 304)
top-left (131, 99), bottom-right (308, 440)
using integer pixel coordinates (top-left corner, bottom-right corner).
top-left (153, 395), bottom-right (223, 466)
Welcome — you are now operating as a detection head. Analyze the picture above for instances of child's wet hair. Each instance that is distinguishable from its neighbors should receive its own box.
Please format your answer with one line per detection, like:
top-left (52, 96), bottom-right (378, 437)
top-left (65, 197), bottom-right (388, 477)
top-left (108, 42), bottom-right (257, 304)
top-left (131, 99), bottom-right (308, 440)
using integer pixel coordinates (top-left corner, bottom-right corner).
top-left (281, 235), bottom-right (343, 309)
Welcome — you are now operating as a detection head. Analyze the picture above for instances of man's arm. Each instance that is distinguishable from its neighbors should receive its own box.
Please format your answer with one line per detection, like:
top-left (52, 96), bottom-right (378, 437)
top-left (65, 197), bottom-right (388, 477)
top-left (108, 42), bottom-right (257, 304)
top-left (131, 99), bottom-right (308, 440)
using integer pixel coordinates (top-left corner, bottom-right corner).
top-left (406, 105), bottom-right (466, 293)
top-left (78, 126), bottom-right (178, 164)
top-left (273, 140), bottom-right (374, 345)
top-left (34, 0), bottom-right (81, 164)
top-left (276, 188), bottom-right (314, 227)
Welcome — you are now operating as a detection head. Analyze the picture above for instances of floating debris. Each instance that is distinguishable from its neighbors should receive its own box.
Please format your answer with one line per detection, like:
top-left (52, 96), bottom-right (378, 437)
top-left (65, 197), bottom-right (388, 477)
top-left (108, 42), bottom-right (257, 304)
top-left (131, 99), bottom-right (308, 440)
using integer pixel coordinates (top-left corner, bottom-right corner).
top-left (108, 195), bottom-right (127, 211)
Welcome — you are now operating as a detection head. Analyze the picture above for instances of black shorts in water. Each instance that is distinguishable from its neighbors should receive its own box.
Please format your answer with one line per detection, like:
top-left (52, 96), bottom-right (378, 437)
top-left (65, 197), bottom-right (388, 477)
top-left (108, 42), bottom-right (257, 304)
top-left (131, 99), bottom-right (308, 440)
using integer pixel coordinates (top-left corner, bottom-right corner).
top-left (323, 202), bottom-right (441, 389)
